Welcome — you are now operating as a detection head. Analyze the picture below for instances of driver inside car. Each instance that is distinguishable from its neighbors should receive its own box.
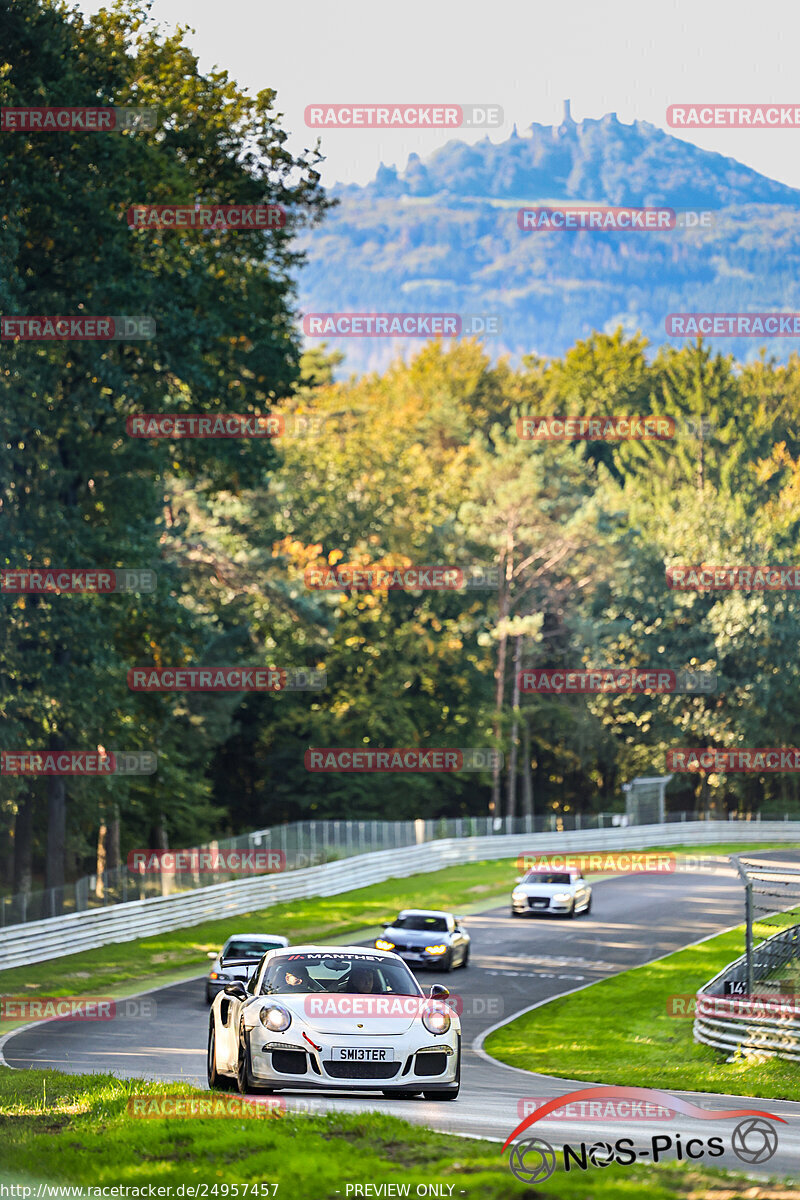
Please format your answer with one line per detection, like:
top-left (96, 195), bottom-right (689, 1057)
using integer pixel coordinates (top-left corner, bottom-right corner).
top-left (341, 964), bottom-right (377, 993)
top-left (264, 963), bottom-right (322, 993)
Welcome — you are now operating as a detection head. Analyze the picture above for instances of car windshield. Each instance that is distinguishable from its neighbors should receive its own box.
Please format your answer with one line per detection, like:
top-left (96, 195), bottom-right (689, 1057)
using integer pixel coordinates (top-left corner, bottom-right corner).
top-left (391, 914), bottom-right (448, 932)
top-left (260, 953), bottom-right (422, 996)
top-left (223, 939), bottom-right (282, 959)
top-left (523, 872), bottom-right (573, 885)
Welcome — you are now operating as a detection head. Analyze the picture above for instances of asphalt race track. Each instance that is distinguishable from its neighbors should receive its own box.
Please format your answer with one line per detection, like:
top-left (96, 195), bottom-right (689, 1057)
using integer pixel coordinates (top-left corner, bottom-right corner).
top-left (4, 856), bottom-right (800, 1177)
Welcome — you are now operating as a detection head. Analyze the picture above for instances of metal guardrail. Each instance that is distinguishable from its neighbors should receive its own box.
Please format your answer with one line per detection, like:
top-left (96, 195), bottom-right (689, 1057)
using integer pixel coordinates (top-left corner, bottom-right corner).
top-left (1, 812), bottom-right (637, 928)
top-left (694, 923), bottom-right (800, 1061)
top-left (2, 820), bottom-right (799, 971)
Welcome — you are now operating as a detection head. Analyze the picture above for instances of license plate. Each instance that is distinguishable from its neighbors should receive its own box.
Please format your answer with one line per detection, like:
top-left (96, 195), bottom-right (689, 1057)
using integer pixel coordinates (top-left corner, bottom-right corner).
top-left (332, 1046), bottom-right (394, 1062)
top-left (531, 899), bottom-right (548, 907)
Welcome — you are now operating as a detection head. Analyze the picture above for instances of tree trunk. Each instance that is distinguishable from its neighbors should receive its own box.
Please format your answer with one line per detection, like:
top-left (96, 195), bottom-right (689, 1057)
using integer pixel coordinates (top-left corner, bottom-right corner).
top-left (95, 813), bottom-right (107, 899)
top-left (13, 794), bottom-right (34, 896)
top-left (156, 814), bottom-right (171, 896)
top-left (108, 802), bottom-right (120, 865)
top-left (520, 716), bottom-right (533, 820)
top-left (505, 636), bottom-right (523, 819)
top-left (45, 732), bottom-right (66, 894)
top-left (491, 530), bottom-right (514, 815)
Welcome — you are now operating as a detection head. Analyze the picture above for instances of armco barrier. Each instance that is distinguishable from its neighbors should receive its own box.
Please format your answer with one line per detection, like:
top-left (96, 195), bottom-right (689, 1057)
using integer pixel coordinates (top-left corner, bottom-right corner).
top-left (694, 923), bottom-right (800, 1062)
top-left (1, 821), bottom-right (798, 971)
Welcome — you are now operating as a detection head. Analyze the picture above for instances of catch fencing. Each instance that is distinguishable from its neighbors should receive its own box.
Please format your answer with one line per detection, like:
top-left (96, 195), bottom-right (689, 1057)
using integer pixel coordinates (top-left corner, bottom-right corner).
top-left (0, 810), bottom-right (653, 929)
top-left (694, 856), bottom-right (800, 1060)
top-left (1, 819), bottom-right (798, 971)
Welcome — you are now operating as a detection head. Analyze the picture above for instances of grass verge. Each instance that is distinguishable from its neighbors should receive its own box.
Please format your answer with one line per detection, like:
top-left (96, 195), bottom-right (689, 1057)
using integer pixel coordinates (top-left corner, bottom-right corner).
top-left (1, 1067), bottom-right (797, 1199)
top-left (484, 926), bottom-right (800, 1100)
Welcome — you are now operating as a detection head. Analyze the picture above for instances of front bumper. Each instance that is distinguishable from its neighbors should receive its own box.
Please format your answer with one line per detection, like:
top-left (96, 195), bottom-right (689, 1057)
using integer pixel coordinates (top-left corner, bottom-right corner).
top-left (247, 1034), bottom-right (459, 1090)
top-left (377, 944), bottom-right (451, 967)
top-left (511, 895), bottom-right (573, 914)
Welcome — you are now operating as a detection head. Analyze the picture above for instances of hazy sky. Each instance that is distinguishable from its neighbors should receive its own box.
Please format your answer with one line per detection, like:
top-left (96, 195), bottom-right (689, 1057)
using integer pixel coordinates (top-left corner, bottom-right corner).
top-left (72, 0), bottom-right (800, 190)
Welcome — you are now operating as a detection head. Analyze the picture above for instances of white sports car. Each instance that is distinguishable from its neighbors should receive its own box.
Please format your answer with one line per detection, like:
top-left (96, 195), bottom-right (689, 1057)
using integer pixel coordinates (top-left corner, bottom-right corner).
top-left (207, 945), bottom-right (461, 1099)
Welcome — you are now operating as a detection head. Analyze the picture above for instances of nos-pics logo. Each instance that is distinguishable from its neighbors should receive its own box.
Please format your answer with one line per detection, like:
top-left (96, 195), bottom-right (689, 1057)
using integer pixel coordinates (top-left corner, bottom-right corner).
top-left (504, 1087), bottom-right (783, 1181)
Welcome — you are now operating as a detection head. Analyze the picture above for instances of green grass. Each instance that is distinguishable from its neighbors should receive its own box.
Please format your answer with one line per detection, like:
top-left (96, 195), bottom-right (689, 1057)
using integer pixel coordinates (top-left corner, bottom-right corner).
top-left (485, 926), bottom-right (800, 1100)
top-left (1, 842), bottom-right (794, 1013)
top-left (1, 1067), bottom-right (796, 1198)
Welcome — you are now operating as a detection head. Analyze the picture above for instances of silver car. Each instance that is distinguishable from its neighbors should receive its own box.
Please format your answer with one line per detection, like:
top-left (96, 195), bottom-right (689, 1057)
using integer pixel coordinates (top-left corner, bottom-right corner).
top-left (511, 869), bottom-right (592, 918)
top-left (206, 933), bottom-right (290, 1002)
top-left (375, 909), bottom-right (470, 971)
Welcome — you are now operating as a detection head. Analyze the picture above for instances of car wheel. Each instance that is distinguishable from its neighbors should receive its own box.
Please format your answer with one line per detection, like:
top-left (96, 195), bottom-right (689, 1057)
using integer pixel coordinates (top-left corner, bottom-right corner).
top-left (236, 1026), bottom-right (271, 1095)
top-left (584, 895), bottom-right (592, 915)
top-left (423, 1037), bottom-right (460, 1100)
top-left (440, 950), bottom-right (453, 972)
top-left (207, 1020), bottom-right (235, 1091)
top-left (511, 908), bottom-right (523, 917)
top-left (383, 1090), bottom-right (422, 1099)
top-left (566, 900), bottom-right (576, 919)
top-left (460, 945), bottom-right (470, 968)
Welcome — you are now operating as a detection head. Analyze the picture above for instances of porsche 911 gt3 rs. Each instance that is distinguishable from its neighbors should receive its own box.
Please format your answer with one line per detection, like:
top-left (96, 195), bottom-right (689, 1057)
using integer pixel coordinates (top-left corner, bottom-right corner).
top-left (207, 945), bottom-right (461, 1100)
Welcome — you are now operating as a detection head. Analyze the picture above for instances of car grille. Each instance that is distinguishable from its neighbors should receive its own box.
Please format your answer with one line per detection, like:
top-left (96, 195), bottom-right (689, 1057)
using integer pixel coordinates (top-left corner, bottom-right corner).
top-left (413, 1053), bottom-right (448, 1077)
top-left (527, 896), bottom-right (551, 907)
top-left (271, 1049), bottom-right (307, 1074)
top-left (323, 1061), bottom-right (400, 1079)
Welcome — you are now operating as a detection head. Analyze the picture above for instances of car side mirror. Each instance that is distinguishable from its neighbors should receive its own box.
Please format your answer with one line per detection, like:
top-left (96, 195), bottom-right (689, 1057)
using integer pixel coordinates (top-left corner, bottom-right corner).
top-left (207, 951), bottom-right (218, 960)
top-left (223, 982), bottom-right (248, 1000)
top-left (429, 984), bottom-right (450, 1000)
top-left (515, 876), bottom-right (524, 883)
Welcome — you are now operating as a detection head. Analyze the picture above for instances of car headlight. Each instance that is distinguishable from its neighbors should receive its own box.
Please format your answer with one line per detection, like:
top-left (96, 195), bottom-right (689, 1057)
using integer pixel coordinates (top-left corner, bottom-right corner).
top-left (552, 892), bottom-right (572, 903)
top-left (512, 890), bottom-right (526, 900)
top-left (424, 944), bottom-right (448, 955)
top-left (375, 939), bottom-right (395, 951)
top-left (259, 1004), bottom-right (291, 1032)
top-left (422, 1006), bottom-right (451, 1035)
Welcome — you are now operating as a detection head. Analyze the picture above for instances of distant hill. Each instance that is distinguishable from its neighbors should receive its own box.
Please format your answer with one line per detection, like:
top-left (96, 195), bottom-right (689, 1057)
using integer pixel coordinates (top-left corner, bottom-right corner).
top-left (296, 106), bottom-right (800, 376)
